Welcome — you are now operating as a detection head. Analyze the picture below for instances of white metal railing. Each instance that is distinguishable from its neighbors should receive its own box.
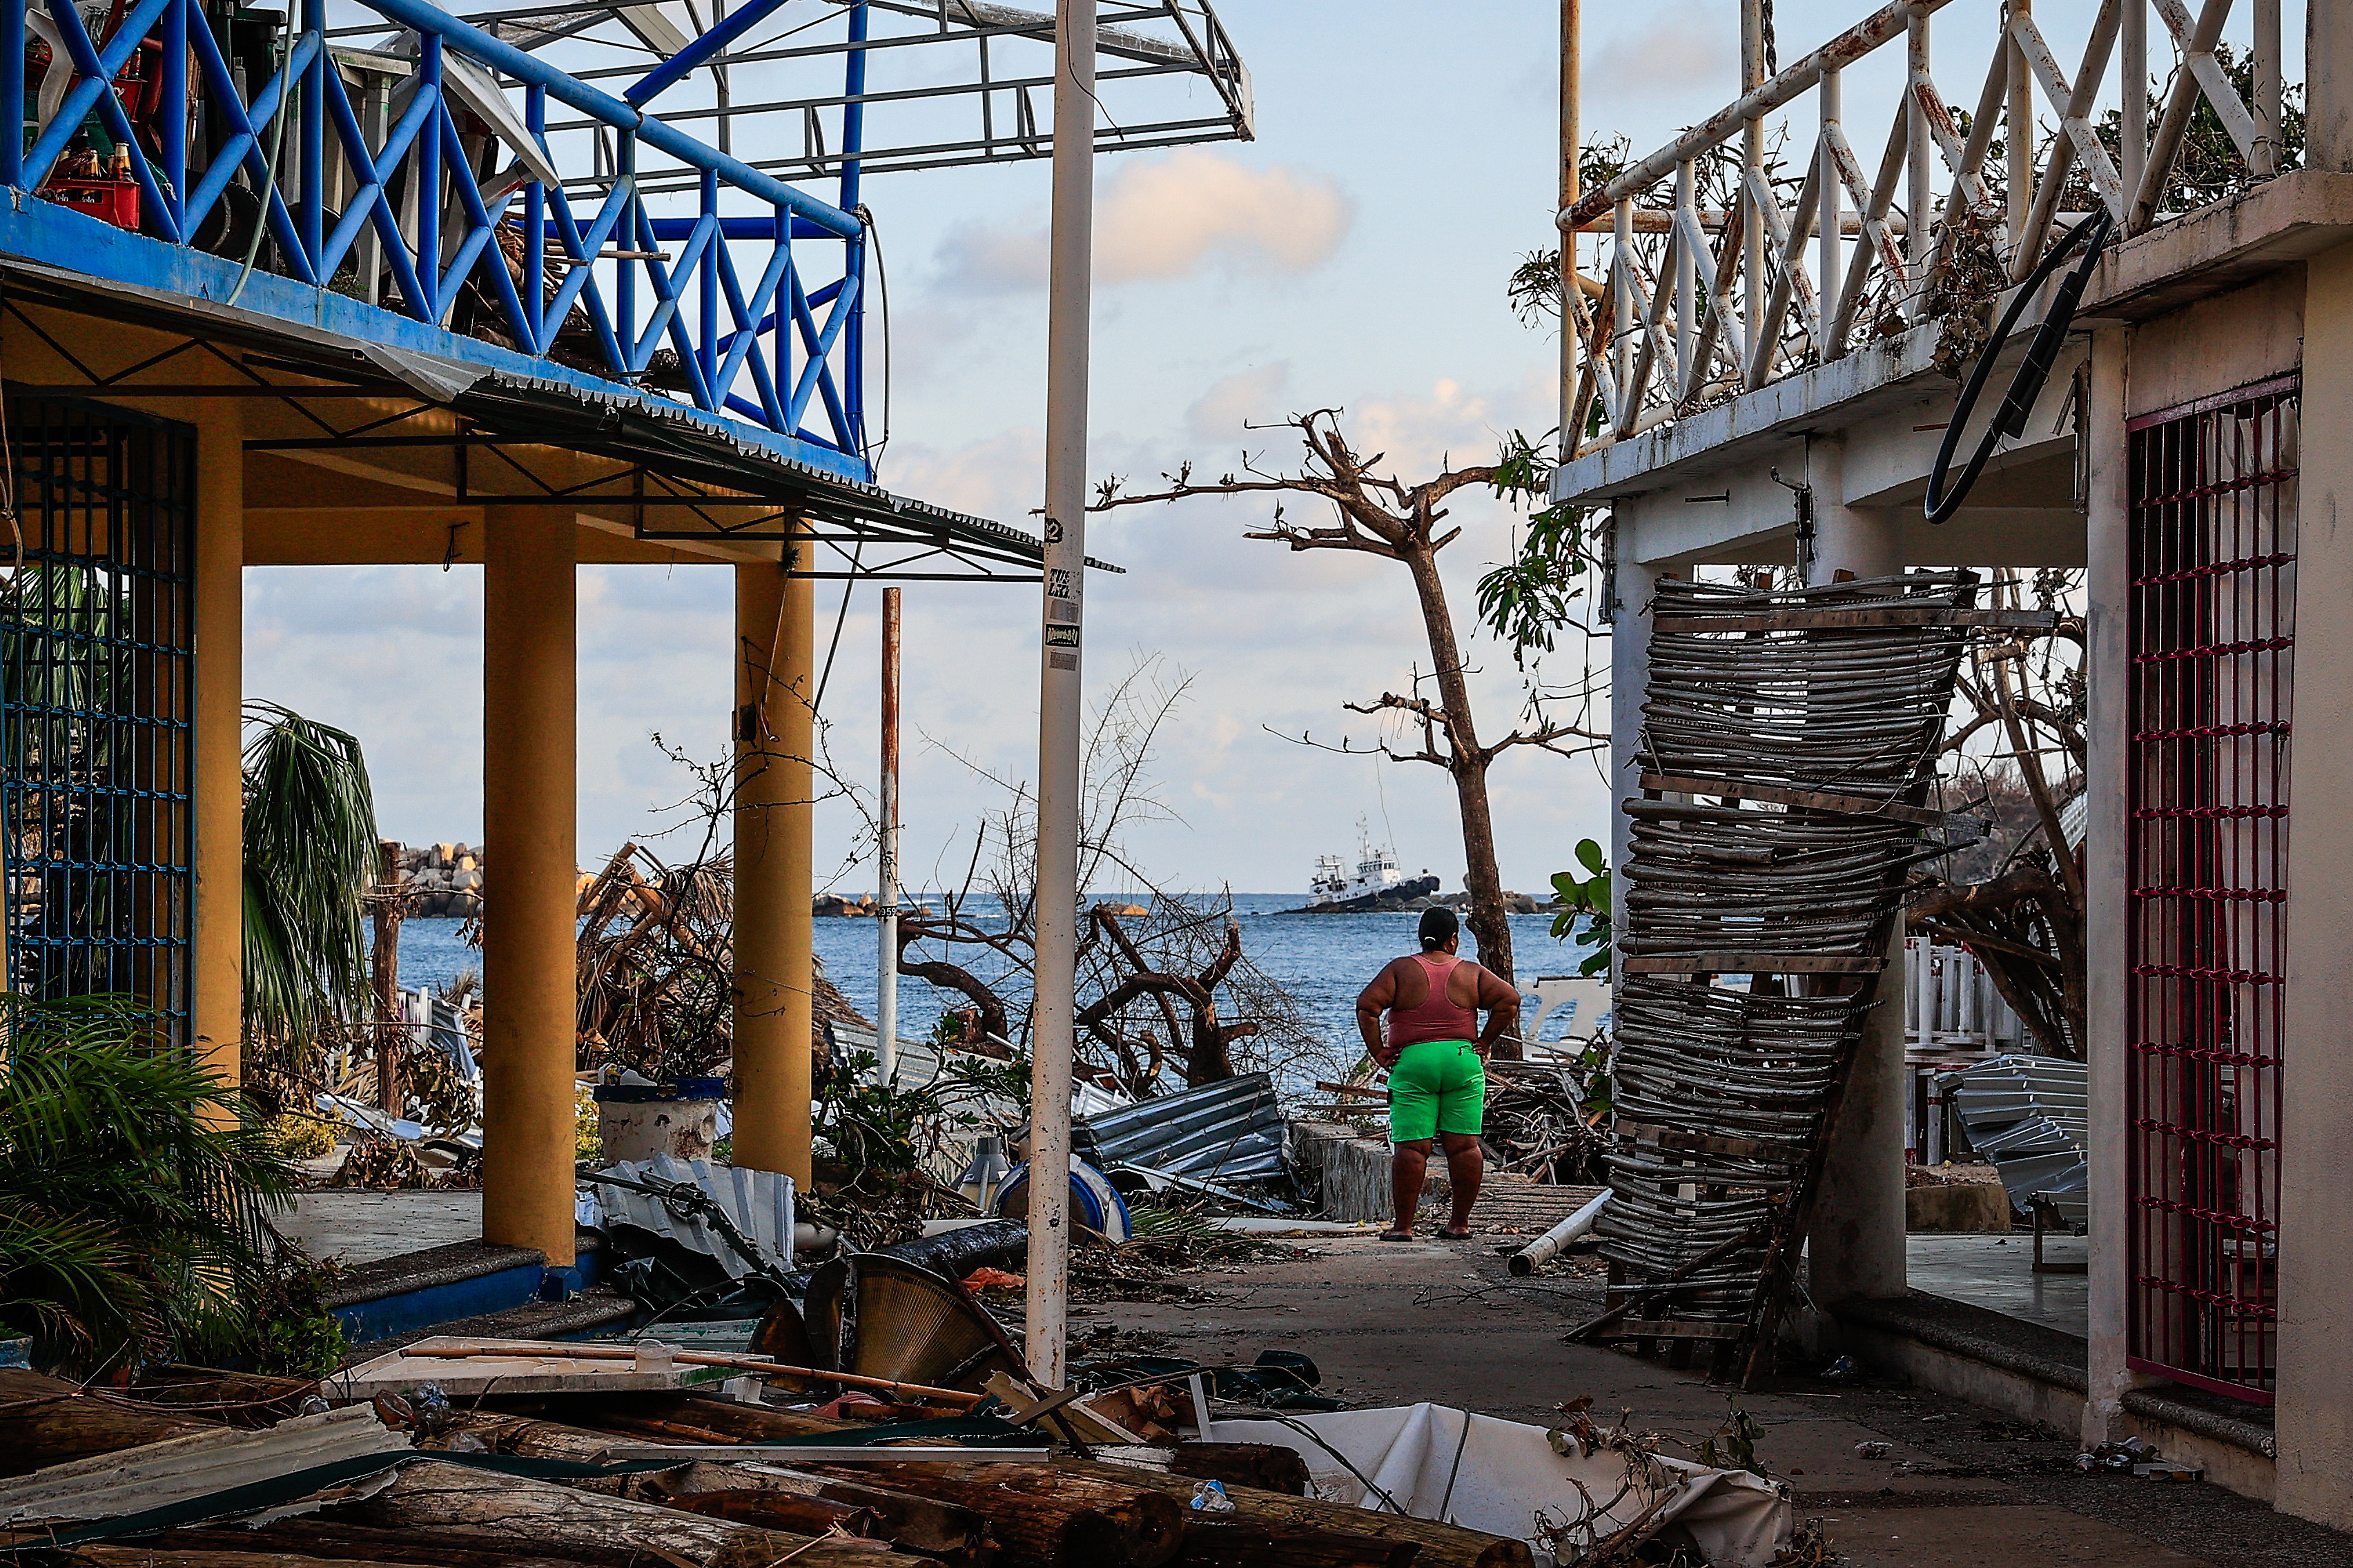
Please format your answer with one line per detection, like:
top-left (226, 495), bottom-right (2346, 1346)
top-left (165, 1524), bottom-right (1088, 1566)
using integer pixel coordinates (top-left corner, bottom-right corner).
top-left (1904, 937), bottom-right (2024, 1057)
top-left (1560, 0), bottom-right (2299, 452)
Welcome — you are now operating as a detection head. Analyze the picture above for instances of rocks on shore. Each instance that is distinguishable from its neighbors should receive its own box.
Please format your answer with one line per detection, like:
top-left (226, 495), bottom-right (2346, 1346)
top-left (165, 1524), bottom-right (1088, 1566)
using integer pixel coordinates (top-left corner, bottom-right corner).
top-left (399, 841), bottom-right (482, 919)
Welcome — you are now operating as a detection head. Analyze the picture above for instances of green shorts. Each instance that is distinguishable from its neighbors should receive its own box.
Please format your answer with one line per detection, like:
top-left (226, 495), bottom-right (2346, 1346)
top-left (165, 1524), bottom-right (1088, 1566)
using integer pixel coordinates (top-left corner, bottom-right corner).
top-left (1388, 1039), bottom-right (1485, 1144)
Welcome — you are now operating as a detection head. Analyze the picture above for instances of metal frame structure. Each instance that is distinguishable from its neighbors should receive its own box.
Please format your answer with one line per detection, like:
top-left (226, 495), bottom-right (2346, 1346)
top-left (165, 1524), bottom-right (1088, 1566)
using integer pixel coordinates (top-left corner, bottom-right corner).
top-left (2125, 374), bottom-right (2298, 1404)
top-left (6, 0), bottom-right (872, 469)
top-left (404, 0), bottom-right (1252, 190)
top-left (0, 393), bottom-right (195, 1045)
top-left (1558, 0), bottom-right (2298, 451)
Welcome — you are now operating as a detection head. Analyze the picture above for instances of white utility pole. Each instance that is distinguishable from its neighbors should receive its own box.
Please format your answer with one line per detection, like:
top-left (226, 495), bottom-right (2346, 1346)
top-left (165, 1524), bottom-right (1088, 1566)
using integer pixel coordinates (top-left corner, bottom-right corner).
top-left (877, 585), bottom-right (901, 1084)
top-left (1025, 0), bottom-right (1094, 1389)
top-left (1559, 0), bottom-right (1579, 459)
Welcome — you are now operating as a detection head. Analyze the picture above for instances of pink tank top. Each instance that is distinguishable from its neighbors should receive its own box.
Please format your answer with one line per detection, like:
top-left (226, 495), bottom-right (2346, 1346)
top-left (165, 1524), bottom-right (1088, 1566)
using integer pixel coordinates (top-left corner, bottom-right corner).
top-left (1388, 953), bottom-right (1477, 1049)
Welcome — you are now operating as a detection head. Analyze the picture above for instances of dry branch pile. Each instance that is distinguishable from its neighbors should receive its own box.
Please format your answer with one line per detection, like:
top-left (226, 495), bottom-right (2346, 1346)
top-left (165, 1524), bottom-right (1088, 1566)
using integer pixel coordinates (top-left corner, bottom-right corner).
top-left (574, 841), bottom-right (866, 1081)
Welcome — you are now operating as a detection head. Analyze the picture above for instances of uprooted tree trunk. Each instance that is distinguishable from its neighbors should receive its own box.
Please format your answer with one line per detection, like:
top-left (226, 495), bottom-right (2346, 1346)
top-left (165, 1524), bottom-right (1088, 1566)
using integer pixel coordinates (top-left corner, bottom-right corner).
top-left (1076, 906), bottom-right (1258, 1088)
top-left (1093, 410), bottom-right (1603, 1015)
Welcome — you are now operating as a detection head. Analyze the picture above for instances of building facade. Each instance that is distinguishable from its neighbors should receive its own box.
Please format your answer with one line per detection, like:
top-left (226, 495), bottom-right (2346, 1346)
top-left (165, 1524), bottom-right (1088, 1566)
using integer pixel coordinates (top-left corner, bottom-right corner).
top-left (1555, 0), bottom-right (2353, 1528)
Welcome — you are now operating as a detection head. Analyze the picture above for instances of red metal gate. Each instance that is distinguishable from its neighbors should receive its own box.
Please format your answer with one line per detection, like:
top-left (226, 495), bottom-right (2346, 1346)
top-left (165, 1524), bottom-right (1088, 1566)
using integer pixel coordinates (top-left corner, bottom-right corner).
top-left (2125, 375), bottom-right (2297, 1403)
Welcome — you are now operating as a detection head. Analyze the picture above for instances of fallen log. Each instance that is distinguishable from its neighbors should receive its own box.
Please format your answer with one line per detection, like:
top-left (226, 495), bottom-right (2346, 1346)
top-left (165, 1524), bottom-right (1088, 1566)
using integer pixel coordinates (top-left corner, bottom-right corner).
top-left (818, 1460), bottom-right (1180, 1568)
top-left (1168, 1444), bottom-right (1311, 1497)
top-left (0, 1371), bottom-right (219, 1478)
top-left (157, 1522), bottom-right (612, 1568)
top-left (488, 1398), bottom-right (1179, 1568)
top-left (1058, 1460), bottom-right (1531, 1568)
top-left (330, 1456), bottom-right (933, 1568)
top-left (428, 1413), bottom-right (988, 1564)
top-left (1173, 1522), bottom-right (1419, 1568)
top-left (66, 1548), bottom-right (529, 1568)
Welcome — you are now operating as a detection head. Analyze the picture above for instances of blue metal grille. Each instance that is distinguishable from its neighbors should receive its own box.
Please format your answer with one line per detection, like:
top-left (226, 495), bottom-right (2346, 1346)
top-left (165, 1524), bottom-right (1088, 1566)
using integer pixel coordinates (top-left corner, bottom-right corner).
top-left (0, 394), bottom-right (194, 1046)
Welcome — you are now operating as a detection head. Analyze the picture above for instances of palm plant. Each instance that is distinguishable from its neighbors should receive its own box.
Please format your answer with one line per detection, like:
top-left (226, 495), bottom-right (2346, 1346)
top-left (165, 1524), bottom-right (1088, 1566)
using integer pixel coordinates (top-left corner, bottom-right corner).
top-left (241, 703), bottom-right (379, 1088)
top-left (0, 994), bottom-right (299, 1362)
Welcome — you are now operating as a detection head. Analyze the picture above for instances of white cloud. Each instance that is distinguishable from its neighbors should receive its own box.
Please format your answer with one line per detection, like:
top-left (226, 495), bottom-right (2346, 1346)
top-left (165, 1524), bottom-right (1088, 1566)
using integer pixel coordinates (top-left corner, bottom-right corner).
top-left (1185, 362), bottom-right (1292, 444)
top-left (930, 150), bottom-right (1354, 295)
top-left (1585, 10), bottom-right (1737, 110)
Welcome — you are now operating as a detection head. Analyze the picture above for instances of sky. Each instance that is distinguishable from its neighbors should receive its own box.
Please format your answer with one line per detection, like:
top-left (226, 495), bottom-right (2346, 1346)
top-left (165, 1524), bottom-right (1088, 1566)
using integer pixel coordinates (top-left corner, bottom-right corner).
top-left (242, 0), bottom-right (2122, 900)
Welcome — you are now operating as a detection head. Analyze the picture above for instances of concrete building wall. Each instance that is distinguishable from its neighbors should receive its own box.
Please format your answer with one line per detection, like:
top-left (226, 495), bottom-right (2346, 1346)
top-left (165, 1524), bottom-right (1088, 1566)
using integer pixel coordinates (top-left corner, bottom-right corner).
top-left (2126, 268), bottom-right (2305, 418)
top-left (2275, 238), bottom-right (2353, 1530)
top-left (2081, 324), bottom-right (2140, 1449)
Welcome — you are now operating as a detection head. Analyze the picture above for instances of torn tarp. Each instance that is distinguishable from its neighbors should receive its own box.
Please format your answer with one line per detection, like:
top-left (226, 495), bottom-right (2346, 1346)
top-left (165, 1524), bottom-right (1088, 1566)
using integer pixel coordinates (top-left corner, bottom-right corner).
top-left (1210, 1403), bottom-right (1793, 1568)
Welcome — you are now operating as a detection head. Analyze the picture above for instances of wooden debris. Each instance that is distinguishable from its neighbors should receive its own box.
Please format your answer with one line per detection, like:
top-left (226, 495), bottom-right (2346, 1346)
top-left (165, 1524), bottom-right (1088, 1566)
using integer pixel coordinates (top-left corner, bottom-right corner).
top-left (67, 1548), bottom-right (493, 1568)
top-left (0, 1371), bottom-right (219, 1478)
top-left (333, 1457), bottom-right (931, 1568)
top-left (429, 1413), bottom-right (990, 1564)
top-left (1166, 1443), bottom-right (1311, 1498)
top-left (1060, 1460), bottom-right (1530, 1568)
top-left (480, 1398), bottom-right (1178, 1568)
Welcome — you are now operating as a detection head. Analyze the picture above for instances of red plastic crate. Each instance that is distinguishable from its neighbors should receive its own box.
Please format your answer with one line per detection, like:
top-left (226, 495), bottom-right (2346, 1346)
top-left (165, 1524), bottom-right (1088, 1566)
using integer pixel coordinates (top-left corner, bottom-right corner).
top-left (42, 176), bottom-right (139, 231)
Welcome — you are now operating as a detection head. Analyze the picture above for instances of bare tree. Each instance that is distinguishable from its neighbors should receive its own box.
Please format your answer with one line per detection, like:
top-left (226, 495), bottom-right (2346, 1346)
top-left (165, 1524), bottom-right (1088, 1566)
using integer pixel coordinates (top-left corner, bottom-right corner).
top-left (1912, 571), bottom-right (2087, 1057)
top-left (1092, 410), bottom-right (1605, 1003)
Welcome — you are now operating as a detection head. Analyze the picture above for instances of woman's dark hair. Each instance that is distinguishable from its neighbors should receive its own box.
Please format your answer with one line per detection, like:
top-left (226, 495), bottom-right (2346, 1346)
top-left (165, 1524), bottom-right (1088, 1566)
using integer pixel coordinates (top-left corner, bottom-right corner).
top-left (1418, 906), bottom-right (1458, 951)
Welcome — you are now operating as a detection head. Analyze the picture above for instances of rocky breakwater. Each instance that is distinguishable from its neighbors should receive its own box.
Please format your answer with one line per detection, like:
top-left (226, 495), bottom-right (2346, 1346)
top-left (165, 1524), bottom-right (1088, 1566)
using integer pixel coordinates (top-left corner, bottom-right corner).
top-left (400, 841), bottom-right (483, 918)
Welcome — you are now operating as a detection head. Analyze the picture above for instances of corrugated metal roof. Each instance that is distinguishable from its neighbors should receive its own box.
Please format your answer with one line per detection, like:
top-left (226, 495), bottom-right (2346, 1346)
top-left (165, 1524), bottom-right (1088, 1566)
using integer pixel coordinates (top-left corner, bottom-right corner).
top-left (0, 256), bottom-right (1120, 578)
top-left (1944, 1055), bottom-right (2088, 1231)
top-left (1073, 1072), bottom-right (1285, 1183)
top-left (583, 1154), bottom-right (796, 1279)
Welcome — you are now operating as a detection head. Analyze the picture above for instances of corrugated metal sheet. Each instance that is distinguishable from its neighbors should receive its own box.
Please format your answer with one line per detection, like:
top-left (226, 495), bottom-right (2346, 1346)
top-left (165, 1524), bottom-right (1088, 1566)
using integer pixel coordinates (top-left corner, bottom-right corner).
top-left (583, 1154), bottom-right (795, 1279)
top-left (1944, 1055), bottom-right (2089, 1231)
top-left (0, 1406), bottom-right (406, 1524)
top-left (1073, 1072), bottom-right (1285, 1183)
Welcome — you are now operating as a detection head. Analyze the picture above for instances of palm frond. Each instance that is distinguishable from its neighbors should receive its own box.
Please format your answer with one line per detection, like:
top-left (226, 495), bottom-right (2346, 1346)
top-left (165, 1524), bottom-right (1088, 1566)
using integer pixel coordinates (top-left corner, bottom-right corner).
top-left (0, 994), bottom-right (299, 1358)
top-left (240, 703), bottom-right (379, 1049)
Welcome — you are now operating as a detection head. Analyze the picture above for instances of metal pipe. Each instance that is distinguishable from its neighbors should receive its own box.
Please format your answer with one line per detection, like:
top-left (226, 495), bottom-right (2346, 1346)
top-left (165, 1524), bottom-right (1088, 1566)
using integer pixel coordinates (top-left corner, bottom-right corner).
top-left (1509, 1189), bottom-right (1612, 1275)
top-left (877, 584), bottom-right (901, 1084)
top-left (1741, 0), bottom-right (1764, 373)
top-left (1906, 8), bottom-right (1931, 305)
top-left (1561, 0), bottom-right (1959, 230)
top-left (1819, 64), bottom-right (1841, 359)
top-left (1672, 158), bottom-right (1695, 393)
top-left (2253, 0), bottom-right (2281, 178)
top-left (1560, 0), bottom-right (1579, 458)
top-left (2120, 0), bottom-right (2146, 203)
top-left (1025, 0), bottom-right (1094, 1391)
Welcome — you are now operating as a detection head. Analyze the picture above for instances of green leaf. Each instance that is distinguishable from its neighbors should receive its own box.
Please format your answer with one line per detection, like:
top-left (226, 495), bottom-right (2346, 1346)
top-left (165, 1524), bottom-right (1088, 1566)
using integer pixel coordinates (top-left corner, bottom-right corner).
top-left (1576, 837), bottom-right (1607, 876)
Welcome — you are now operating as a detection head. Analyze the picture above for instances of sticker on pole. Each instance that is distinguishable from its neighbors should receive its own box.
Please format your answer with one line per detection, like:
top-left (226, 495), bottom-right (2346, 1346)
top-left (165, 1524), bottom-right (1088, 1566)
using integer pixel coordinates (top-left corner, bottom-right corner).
top-left (1046, 625), bottom-right (1079, 647)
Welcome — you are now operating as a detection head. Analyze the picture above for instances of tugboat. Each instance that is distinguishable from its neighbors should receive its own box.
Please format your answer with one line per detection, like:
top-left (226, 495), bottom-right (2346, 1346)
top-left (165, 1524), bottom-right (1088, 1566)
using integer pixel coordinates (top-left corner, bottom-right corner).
top-left (1309, 821), bottom-right (1407, 903)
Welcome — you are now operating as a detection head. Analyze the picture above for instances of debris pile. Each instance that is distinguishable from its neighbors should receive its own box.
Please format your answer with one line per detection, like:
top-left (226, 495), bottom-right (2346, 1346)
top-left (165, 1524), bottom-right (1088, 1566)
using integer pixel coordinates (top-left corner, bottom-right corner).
top-left (0, 1321), bottom-right (1795, 1568)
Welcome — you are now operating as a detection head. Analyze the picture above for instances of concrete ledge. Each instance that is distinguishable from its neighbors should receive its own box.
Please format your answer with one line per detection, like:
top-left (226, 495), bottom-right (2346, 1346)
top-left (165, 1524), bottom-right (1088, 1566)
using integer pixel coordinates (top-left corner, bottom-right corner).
top-left (1835, 1289), bottom-right (2089, 1393)
top-left (2089, 168), bottom-right (2353, 323)
top-left (321, 1239), bottom-right (547, 1310)
top-left (342, 1286), bottom-right (641, 1358)
top-left (2121, 1383), bottom-right (2276, 1460)
top-left (1830, 1290), bottom-right (2279, 1505)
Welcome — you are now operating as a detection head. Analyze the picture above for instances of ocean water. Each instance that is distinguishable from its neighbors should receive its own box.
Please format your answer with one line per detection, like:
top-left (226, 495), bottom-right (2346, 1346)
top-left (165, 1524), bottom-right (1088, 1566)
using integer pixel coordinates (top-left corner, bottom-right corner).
top-left (385, 893), bottom-right (1587, 1064)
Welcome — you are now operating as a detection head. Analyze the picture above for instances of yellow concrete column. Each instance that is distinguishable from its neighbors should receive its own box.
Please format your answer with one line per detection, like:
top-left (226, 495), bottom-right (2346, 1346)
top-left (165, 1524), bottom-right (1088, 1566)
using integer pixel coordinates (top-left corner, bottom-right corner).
top-left (480, 505), bottom-right (578, 1266)
top-left (189, 403), bottom-right (244, 1084)
top-left (730, 551), bottom-right (815, 1184)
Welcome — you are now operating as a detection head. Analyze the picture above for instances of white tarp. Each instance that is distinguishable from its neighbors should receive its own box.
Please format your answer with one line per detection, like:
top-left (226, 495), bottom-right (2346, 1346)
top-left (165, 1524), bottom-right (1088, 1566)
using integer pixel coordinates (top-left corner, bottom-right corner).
top-left (1210, 1403), bottom-right (1791, 1568)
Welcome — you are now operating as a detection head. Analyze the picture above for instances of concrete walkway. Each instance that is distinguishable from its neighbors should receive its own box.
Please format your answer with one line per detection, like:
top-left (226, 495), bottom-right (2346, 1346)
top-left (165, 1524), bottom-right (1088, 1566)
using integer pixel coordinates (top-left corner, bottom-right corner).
top-left (1094, 1202), bottom-right (2343, 1566)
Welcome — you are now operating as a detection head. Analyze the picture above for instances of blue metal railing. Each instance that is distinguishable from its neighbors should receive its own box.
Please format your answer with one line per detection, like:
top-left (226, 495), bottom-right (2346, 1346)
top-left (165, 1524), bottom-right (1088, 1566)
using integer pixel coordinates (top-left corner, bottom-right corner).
top-left (3, 0), bottom-right (867, 465)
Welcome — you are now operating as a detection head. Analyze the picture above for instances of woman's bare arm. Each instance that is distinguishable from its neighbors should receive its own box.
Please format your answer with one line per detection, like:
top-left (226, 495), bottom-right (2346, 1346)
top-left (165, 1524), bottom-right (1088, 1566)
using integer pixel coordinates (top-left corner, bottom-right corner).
top-left (1357, 961), bottom-right (1403, 1067)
